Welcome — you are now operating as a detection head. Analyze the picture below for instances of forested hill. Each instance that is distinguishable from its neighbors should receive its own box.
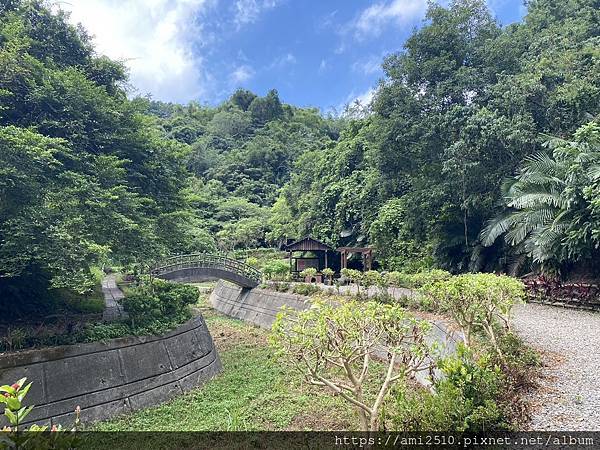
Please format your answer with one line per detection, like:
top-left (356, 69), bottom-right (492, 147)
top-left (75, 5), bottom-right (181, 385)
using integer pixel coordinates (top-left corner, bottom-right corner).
top-left (0, 0), bottom-right (599, 316)
top-left (146, 92), bottom-right (342, 249)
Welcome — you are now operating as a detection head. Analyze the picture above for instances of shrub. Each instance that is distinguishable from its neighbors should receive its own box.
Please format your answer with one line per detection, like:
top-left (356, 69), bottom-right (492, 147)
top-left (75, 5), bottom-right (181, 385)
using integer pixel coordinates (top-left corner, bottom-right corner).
top-left (263, 259), bottom-right (289, 281)
top-left (120, 292), bottom-right (162, 326)
top-left (340, 268), bottom-right (363, 294)
top-left (299, 267), bottom-right (318, 283)
top-left (84, 323), bottom-right (131, 342)
top-left (120, 279), bottom-right (198, 326)
top-left (391, 345), bottom-right (505, 432)
top-left (245, 257), bottom-right (259, 268)
top-left (271, 296), bottom-right (431, 431)
top-left (420, 273), bottom-right (525, 361)
top-left (292, 283), bottom-right (320, 296)
top-left (322, 267), bottom-right (335, 284)
top-left (362, 270), bottom-right (383, 291)
top-left (153, 280), bottom-right (199, 316)
top-left (268, 281), bottom-right (291, 292)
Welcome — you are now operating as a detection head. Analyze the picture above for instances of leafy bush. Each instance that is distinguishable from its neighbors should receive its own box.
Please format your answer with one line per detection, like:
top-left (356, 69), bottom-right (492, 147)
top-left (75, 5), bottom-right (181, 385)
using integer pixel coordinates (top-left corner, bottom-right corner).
top-left (322, 267), bottom-right (335, 284)
top-left (420, 273), bottom-right (525, 360)
top-left (120, 279), bottom-right (198, 326)
top-left (262, 259), bottom-right (289, 280)
top-left (362, 270), bottom-right (383, 290)
top-left (299, 267), bottom-right (317, 281)
top-left (245, 257), bottom-right (259, 268)
top-left (83, 323), bottom-right (131, 342)
top-left (387, 269), bottom-right (452, 289)
top-left (292, 284), bottom-right (320, 296)
top-left (392, 345), bottom-right (505, 432)
top-left (120, 293), bottom-right (162, 325)
top-left (340, 268), bottom-right (363, 294)
top-left (270, 282), bottom-right (291, 292)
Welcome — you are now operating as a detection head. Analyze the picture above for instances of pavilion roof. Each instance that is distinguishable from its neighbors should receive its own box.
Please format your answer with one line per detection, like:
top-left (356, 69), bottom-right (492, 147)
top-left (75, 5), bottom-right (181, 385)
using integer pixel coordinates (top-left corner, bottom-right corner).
top-left (337, 247), bottom-right (373, 252)
top-left (285, 236), bottom-right (333, 252)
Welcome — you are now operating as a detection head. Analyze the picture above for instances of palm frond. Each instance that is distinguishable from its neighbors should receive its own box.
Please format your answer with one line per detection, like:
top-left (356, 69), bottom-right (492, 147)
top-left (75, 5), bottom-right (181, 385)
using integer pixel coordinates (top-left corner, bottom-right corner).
top-left (508, 192), bottom-right (566, 209)
top-left (505, 221), bottom-right (537, 246)
top-left (522, 152), bottom-right (564, 177)
top-left (480, 212), bottom-right (519, 246)
top-left (587, 164), bottom-right (600, 181)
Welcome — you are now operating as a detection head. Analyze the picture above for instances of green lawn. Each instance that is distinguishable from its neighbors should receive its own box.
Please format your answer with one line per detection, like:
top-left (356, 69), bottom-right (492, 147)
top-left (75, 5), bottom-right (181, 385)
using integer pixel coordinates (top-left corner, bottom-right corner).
top-left (92, 295), bottom-right (355, 432)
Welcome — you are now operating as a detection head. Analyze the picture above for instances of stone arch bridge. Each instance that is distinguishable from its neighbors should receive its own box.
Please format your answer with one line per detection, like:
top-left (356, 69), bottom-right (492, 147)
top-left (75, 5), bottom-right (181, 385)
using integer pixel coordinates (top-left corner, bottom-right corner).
top-left (150, 253), bottom-right (262, 288)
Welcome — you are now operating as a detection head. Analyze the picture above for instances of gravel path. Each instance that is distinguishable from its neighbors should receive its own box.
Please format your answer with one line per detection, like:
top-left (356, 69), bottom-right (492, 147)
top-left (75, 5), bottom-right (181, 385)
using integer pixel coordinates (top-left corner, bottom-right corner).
top-left (512, 303), bottom-right (600, 430)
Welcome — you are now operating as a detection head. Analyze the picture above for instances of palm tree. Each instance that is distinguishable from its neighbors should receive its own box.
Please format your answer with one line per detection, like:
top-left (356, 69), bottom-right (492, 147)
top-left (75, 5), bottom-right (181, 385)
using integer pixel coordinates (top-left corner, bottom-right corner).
top-left (480, 121), bottom-right (600, 273)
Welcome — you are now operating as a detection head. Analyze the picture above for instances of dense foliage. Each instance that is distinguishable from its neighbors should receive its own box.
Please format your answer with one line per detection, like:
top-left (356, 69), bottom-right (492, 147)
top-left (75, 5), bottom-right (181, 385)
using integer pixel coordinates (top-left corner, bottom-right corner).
top-left (1, 0), bottom-right (598, 318)
top-left (481, 122), bottom-right (600, 276)
top-left (271, 0), bottom-right (600, 277)
top-left (0, 1), bottom-right (203, 315)
top-left (121, 278), bottom-right (198, 327)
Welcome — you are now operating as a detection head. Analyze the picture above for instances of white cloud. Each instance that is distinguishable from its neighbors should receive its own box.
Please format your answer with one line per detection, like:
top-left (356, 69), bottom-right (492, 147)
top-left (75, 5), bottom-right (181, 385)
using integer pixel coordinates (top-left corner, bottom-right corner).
top-left (230, 65), bottom-right (255, 84)
top-left (354, 0), bottom-right (427, 39)
top-left (318, 59), bottom-right (328, 74)
top-left (233, 0), bottom-right (280, 29)
top-left (353, 87), bottom-right (376, 106)
top-left (61, 0), bottom-right (213, 103)
top-left (335, 87), bottom-right (377, 116)
top-left (268, 53), bottom-right (297, 70)
top-left (352, 55), bottom-right (382, 75)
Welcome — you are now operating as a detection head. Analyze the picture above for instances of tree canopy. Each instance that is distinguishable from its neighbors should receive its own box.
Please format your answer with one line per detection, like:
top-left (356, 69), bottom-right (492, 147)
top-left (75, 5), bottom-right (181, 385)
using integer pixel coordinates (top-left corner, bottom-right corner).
top-left (1, 0), bottom-right (599, 317)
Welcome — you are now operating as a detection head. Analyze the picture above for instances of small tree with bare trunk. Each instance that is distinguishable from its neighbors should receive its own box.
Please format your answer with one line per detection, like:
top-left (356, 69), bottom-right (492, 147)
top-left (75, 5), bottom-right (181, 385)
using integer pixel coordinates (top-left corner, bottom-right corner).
top-left (270, 296), bottom-right (432, 431)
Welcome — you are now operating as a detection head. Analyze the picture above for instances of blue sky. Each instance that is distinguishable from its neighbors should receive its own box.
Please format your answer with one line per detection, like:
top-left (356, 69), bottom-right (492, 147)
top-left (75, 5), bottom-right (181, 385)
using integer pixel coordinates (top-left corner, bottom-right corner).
top-left (65, 0), bottom-right (527, 111)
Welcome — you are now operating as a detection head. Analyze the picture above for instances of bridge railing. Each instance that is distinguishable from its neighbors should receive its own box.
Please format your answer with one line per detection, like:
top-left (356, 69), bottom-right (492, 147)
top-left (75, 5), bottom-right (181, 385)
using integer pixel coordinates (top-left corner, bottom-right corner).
top-left (150, 253), bottom-right (262, 284)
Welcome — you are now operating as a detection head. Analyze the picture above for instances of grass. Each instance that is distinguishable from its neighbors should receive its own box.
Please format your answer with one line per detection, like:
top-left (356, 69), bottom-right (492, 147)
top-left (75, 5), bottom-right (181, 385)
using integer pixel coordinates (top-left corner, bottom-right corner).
top-left (92, 294), bottom-right (355, 432)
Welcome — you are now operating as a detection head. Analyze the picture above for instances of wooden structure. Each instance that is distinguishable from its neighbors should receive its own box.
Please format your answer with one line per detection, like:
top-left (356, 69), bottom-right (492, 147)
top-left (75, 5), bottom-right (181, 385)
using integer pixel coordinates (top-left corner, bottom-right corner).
top-left (285, 237), bottom-right (335, 279)
top-left (337, 247), bottom-right (373, 271)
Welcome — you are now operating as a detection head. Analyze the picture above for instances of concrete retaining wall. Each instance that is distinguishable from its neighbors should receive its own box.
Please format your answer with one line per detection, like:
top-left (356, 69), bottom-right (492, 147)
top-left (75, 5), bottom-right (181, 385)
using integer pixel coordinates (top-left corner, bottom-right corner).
top-left (210, 282), bottom-right (311, 328)
top-left (0, 316), bottom-right (221, 427)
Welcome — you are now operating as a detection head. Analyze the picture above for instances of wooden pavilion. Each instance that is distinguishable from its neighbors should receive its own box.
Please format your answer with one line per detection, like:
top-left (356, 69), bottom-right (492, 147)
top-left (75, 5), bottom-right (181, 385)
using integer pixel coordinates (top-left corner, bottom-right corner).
top-left (285, 237), bottom-right (336, 280)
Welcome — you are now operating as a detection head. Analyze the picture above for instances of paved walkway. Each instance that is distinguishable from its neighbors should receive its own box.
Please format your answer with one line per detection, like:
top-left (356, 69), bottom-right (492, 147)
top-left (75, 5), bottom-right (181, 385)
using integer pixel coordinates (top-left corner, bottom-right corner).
top-left (101, 274), bottom-right (126, 321)
top-left (512, 303), bottom-right (600, 430)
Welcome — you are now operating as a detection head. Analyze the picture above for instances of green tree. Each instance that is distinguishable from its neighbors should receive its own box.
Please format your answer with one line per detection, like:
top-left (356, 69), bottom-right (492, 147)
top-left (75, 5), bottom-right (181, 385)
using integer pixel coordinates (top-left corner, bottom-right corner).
top-left (270, 297), bottom-right (431, 431)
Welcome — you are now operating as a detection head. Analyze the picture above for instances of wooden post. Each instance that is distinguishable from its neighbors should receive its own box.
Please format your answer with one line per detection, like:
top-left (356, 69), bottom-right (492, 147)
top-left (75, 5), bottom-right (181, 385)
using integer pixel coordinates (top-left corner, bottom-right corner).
top-left (324, 251), bottom-right (328, 271)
